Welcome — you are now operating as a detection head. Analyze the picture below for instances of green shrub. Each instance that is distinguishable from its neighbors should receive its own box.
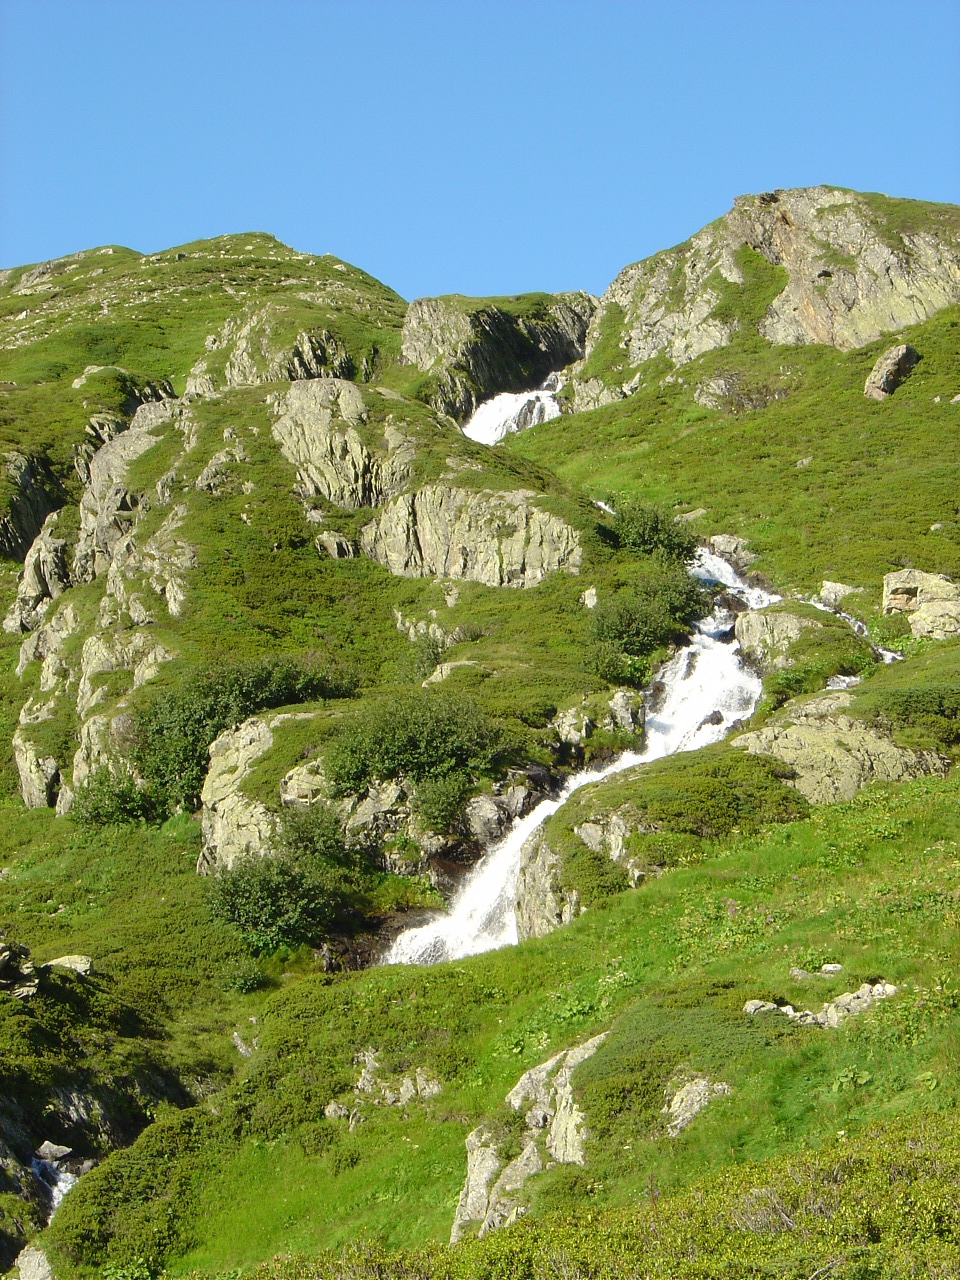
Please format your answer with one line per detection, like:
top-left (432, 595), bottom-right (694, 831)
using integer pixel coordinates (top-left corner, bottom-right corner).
top-left (71, 768), bottom-right (157, 828)
top-left (132, 657), bottom-right (358, 815)
top-left (411, 770), bottom-right (472, 830)
top-left (590, 563), bottom-right (709, 686)
top-left (206, 855), bottom-right (340, 955)
top-left (326, 691), bottom-right (503, 798)
top-left (615, 499), bottom-right (698, 561)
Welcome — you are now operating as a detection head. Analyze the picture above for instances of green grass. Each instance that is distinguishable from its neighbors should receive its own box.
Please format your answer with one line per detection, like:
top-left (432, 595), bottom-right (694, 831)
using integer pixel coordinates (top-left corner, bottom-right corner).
top-left (33, 768), bottom-right (960, 1276)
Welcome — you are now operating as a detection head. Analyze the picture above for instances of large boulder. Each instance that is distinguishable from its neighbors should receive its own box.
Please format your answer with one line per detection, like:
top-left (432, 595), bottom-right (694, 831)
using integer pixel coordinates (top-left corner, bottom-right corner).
top-left (882, 568), bottom-right (960, 639)
top-left (734, 690), bottom-right (946, 804)
top-left (361, 485), bottom-right (582, 587)
top-left (735, 608), bottom-right (821, 672)
top-left (864, 343), bottom-right (919, 399)
top-left (271, 379), bottom-right (413, 510)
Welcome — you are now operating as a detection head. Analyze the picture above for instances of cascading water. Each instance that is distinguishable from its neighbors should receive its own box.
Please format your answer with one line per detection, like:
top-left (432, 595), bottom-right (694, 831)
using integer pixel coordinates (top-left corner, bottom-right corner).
top-left (32, 1156), bottom-right (77, 1217)
top-left (461, 375), bottom-right (562, 446)
top-left (384, 550), bottom-right (778, 967)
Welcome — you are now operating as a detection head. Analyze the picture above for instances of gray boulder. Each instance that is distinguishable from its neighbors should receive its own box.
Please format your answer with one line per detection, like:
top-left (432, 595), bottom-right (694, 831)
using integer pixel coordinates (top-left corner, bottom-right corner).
top-left (735, 608), bottom-right (820, 672)
top-left (735, 690), bottom-right (946, 804)
top-left (864, 343), bottom-right (919, 399)
top-left (361, 485), bottom-right (582, 587)
top-left (882, 568), bottom-right (960, 639)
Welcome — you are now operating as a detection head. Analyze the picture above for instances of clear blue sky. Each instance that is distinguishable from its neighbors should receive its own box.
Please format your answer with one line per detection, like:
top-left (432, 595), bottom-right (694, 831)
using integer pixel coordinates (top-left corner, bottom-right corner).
top-left (2, 0), bottom-right (958, 299)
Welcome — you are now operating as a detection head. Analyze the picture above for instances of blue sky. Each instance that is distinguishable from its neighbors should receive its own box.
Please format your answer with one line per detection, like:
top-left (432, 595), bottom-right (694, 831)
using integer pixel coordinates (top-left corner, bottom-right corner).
top-left (1, 0), bottom-right (958, 298)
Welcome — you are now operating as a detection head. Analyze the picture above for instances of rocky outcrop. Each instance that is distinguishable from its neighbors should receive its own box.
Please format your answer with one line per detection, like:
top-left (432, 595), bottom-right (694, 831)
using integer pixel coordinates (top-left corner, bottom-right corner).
top-left (72, 399), bottom-right (172, 582)
top-left (12, 729), bottom-right (60, 808)
top-left (735, 690), bottom-right (946, 804)
top-left (272, 379), bottom-right (412, 509)
top-left (552, 689), bottom-right (646, 746)
top-left (579, 187), bottom-right (960, 389)
top-left (864, 343), bottom-right (919, 399)
top-left (661, 1074), bottom-right (731, 1137)
top-left (360, 485), bottom-right (582, 587)
top-left (735, 608), bottom-right (821, 672)
top-left (450, 1033), bottom-right (606, 1243)
top-left (198, 717), bottom-right (281, 873)
top-left (217, 308), bottom-right (357, 389)
top-left (514, 829), bottom-right (580, 940)
top-left (401, 294), bottom-right (596, 421)
top-left (0, 453), bottom-right (63, 562)
top-left (882, 568), bottom-right (960, 639)
top-left (4, 512), bottom-right (70, 633)
top-left (744, 979), bottom-right (897, 1028)
top-left (707, 534), bottom-right (757, 572)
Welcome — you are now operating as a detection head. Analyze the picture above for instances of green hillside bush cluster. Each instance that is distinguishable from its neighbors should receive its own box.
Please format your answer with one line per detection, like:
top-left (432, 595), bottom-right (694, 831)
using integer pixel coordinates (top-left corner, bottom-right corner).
top-left (207, 805), bottom-right (371, 954)
top-left (325, 691), bottom-right (504, 827)
top-left (131, 658), bottom-right (358, 816)
top-left (614, 497), bottom-right (699, 561)
top-left (590, 559), bottom-right (709, 686)
top-left (71, 768), bottom-right (158, 828)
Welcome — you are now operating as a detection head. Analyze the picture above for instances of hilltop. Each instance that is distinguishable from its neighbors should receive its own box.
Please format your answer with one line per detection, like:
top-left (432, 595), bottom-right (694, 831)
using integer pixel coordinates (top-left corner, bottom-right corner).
top-left (1, 188), bottom-right (960, 1279)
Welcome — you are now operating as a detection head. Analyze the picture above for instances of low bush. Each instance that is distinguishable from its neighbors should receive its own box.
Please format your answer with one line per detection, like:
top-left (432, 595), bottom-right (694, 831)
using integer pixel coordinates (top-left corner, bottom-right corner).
top-left (615, 499), bottom-right (698, 562)
top-left (131, 656), bottom-right (358, 815)
top-left (325, 691), bottom-right (503, 799)
top-left (71, 768), bottom-right (157, 828)
top-left (208, 804), bottom-right (365, 953)
top-left (590, 561), bottom-right (709, 686)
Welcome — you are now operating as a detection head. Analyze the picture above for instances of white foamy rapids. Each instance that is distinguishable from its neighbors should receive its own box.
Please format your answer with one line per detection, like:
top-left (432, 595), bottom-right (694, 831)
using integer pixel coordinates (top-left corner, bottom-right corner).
top-left (32, 1158), bottom-right (78, 1217)
top-left (384, 553), bottom-right (770, 967)
top-left (461, 378), bottom-right (562, 446)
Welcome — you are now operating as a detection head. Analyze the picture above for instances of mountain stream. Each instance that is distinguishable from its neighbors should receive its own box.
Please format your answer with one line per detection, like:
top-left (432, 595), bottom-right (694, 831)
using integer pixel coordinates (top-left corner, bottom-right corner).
top-left (460, 375), bottom-right (562, 445)
top-left (384, 550), bottom-right (778, 966)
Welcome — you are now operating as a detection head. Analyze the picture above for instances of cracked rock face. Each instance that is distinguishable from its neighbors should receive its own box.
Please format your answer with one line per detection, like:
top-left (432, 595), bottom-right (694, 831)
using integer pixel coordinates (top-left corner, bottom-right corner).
top-left (401, 294), bottom-right (595, 421)
top-left (272, 378), bottom-right (412, 509)
top-left (198, 717), bottom-right (279, 872)
top-left (4, 512), bottom-right (70, 634)
top-left (735, 690), bottom-right (946, 804)
top-left (578, 186), bottom-right (960, 392)
top-left (360, 485), bottom-right (582, 587)
top-left (514, 828), bottom-right (581, 941)
top-left (451, 1033), bottom-right (606, 1243)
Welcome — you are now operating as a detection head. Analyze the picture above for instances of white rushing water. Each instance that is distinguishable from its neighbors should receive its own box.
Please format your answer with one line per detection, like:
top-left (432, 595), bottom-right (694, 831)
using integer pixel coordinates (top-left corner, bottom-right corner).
top-left (384, 550), bottom-right (777, 967)
top-left (461, 375), bottom-right (562, 446)
top-left (32, 1157), bottom-right (78, 1217)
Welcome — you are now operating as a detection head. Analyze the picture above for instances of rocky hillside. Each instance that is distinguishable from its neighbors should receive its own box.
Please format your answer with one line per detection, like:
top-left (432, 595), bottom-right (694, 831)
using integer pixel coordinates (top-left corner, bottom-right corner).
top-left (2, 189), bottom-right (960, 1279)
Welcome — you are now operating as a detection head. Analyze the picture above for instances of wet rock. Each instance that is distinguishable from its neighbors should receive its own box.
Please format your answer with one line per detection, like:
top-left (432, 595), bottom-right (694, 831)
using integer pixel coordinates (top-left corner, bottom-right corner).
top-left (864, 343), bottom-right (919, 399)
top-left (514, 829), bottom-right (580, 940)
top-left (402, 293), bottom-right (594, 421)
top-left (708, 534), bottom-right (757, 572)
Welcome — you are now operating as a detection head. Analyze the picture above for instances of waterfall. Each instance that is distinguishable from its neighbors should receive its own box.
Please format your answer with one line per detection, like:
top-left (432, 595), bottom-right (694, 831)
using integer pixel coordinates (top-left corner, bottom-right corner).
top-left (461, 375), bottom-right (562, 446)
top-left (384, 550), bottom-right (777, 966)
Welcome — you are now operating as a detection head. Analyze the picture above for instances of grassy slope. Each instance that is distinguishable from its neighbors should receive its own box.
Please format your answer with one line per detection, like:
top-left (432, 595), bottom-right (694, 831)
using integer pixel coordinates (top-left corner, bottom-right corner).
top-left (512, 257), bottom-right (960, 600)
top-left (2, 204), bottom-right (960, 1277)
top-left (40, 769), bottom-right (960, 1275)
